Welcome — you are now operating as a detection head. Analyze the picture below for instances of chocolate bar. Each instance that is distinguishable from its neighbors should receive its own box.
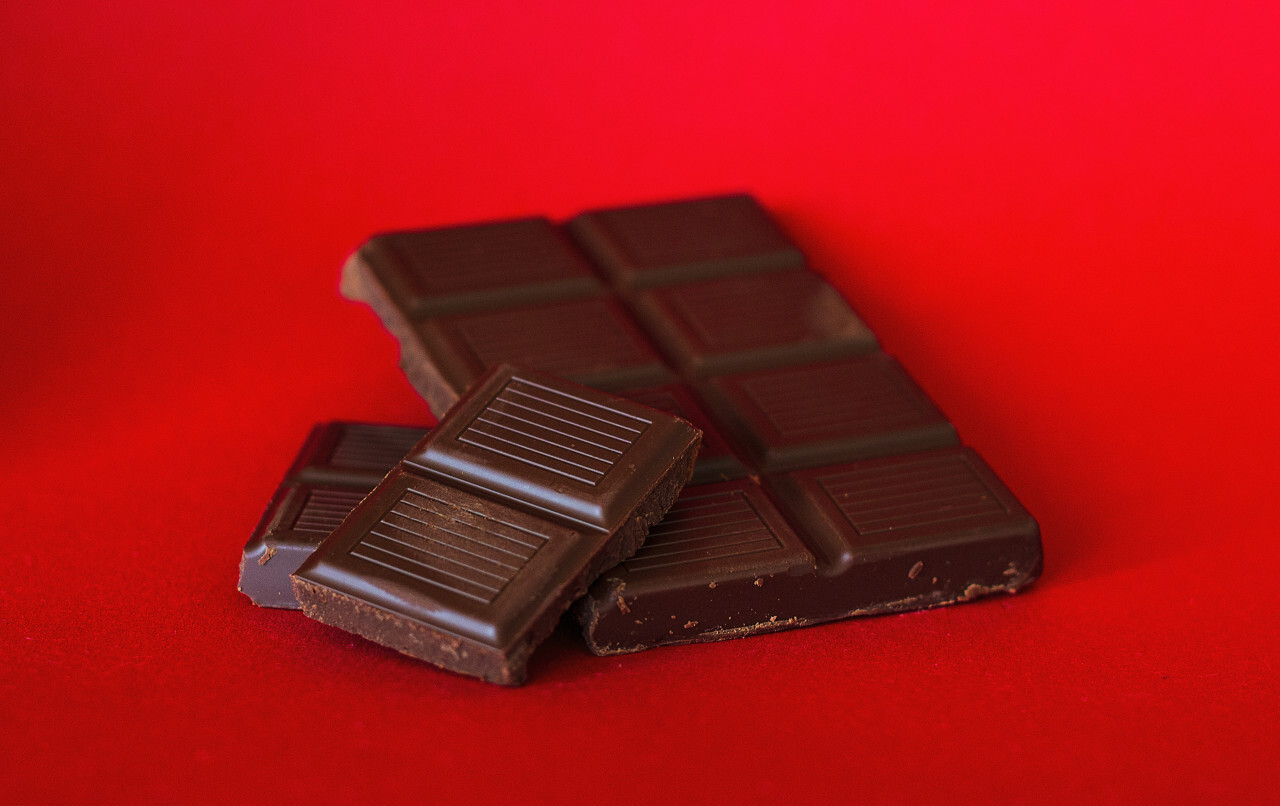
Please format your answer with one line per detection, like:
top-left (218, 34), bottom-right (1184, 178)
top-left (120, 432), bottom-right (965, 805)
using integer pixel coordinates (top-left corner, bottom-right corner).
top-left (290, 365), bottom-right (701, 684)
top-left (239, 422), bottom-right (428, 608)
top-left (342, 194), bottom-right (1042, 654)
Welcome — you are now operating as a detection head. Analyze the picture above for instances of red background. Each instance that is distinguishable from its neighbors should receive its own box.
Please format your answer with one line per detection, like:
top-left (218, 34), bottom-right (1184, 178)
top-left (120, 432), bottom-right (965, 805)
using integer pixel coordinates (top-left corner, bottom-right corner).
top-left (3, 2), bottom-right (1278, 803)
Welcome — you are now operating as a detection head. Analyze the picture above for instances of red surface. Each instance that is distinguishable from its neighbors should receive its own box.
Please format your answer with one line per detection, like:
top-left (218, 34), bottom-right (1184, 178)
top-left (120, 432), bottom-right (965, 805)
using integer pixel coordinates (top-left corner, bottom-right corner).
top-left (3, 2), bottom-right (1278, 803)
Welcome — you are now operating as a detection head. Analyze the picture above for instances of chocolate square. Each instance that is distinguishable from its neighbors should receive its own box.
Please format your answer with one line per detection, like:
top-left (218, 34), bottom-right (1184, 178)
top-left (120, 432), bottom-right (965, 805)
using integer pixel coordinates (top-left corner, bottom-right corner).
top-left (569, 195), bottom-right (804, 287)
top-left (699, 354), bottom-right (959, 473)
top-left (630, 268), bottom-right (878, 375)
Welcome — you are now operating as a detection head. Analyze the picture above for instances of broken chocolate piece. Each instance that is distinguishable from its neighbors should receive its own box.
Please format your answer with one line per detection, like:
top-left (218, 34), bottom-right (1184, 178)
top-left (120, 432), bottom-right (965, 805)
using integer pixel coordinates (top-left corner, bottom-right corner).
top-left (238, 422), bottom-right (427, 609)
top-left (291, 365), bottom-right (700, 684)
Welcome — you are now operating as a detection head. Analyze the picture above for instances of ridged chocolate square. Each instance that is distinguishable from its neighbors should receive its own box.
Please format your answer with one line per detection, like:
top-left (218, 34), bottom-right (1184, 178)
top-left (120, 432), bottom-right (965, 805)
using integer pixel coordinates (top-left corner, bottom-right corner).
top-left (630, 268), bottom-right (879, 375)
top-left (578, 478), bottom-right (815, 653)
top-left (289, 422), bottom-right (433, 486)
top-left (699, 354), bottom-right (959, 473)
top-left (569, 195), bottom-right (804, 287)
top-left (292, 365), bottom-right (701, 684)
top-left (410, 296), bottom-right (673, 412)
top-left (407, 369), bottom-right (697, 529)
top-left (619, 482), bottom-right (809, 577)
top-left (239, 422), bottom-right (428, 609)
top-left (347, 217), bottom-right (601, 318)
top-left (295, 470), bottom-right (592, 655)
top-left (767, 446), bottom-right (1041, 585)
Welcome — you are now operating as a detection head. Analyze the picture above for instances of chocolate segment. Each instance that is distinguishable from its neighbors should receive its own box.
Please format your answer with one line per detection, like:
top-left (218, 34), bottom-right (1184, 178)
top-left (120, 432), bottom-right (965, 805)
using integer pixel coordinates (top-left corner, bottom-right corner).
top-left (568, 194), bottom-right (805, 287)
top-left (410, 296), bottom-right (673, 411)
top-left (582, 448), bottom-right (1040, 653)
top-left (629, 269), bottom-right (879, 375)
top-left (349, 217), bottom-right (601, 317)
top-left (239, 422), bottom-right (428, 609)
top-left (341, 217), bottom-right (611, 413)
top-left (698, 355), bottom-right (959, 473)
top-left (291, 365), bottom-right (700, 684)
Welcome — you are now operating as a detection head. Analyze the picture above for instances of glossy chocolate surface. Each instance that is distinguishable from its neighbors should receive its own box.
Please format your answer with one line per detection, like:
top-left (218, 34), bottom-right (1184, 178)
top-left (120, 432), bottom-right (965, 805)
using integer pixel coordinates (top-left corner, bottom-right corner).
top-left (342, 194), bottom-right (1042, 655)
top-left (290, 365), bottom-right (700, 683)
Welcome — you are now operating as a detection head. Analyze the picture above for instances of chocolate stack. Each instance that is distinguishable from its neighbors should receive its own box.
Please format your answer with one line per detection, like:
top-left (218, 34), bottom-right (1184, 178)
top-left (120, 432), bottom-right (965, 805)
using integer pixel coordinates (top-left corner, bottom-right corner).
top-left (240, 195), bottom-right (1041, 683)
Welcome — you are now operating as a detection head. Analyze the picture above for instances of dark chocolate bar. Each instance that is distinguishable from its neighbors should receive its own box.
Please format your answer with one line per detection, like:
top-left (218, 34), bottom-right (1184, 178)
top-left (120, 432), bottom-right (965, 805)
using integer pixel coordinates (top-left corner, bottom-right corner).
top-left (341, 194), bottom-right (1042, 654)
top-left (290, 365), bottom-right (700, 684)
top-left (239, 422), bottom-right (427, 608)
